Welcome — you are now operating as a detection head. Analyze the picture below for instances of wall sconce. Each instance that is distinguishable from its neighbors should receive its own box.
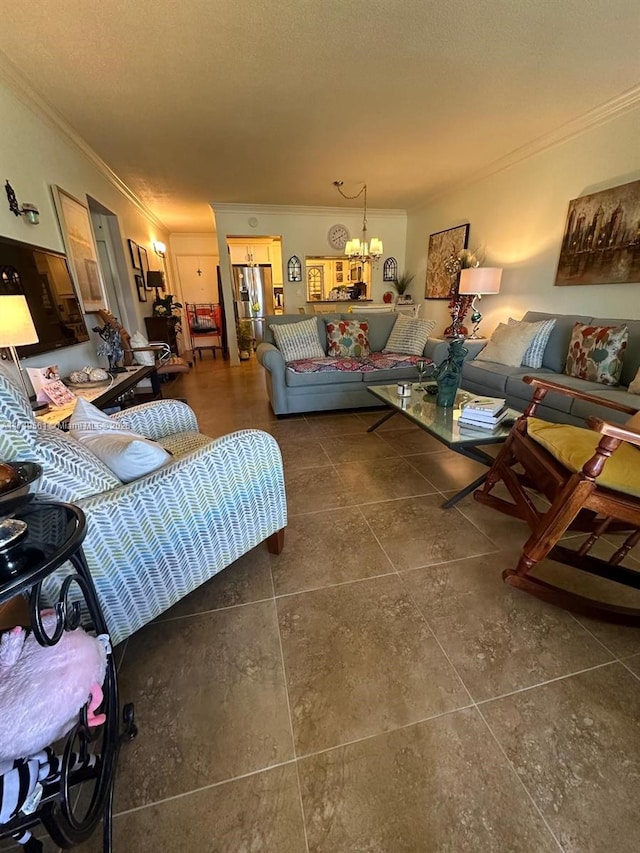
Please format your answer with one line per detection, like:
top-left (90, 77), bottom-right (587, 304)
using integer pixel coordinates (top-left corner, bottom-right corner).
top-left (153, 241), bottom-right (166, 258)
top-left (5, 181), bottom-right (40, 225)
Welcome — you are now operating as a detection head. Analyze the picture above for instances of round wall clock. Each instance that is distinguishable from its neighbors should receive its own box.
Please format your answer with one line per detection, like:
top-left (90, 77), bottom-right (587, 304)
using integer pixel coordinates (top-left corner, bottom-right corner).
top-left (327, 224), bottom-right (350, 251)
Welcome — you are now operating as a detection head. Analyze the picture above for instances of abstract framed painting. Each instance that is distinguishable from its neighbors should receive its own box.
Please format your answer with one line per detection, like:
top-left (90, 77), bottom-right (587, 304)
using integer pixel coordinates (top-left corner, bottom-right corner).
top-left (128, 239), bottom-right (140, 269)
top-left (425, 223), bottom-right (470, 299)
top-left (555, 179), bottom-right (640, 286)
top-left (51, 185), bottom-right (108, 313)
top-left (135, 274), bottom-right (147, 302)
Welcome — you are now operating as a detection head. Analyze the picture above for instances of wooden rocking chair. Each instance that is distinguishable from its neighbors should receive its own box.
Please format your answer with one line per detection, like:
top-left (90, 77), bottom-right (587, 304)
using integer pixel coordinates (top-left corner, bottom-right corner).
top-left (475, 376), bottom-right (640, 625)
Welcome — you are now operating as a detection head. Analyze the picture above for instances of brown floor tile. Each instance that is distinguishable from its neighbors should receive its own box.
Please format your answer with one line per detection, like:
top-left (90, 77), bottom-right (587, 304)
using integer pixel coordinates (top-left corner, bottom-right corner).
top-left (336, 456), bottom-right (438, 503)
top-left (277, 574), bottom-right (467, 754)
top-left (402, 551), bottom-right (613, 701)
top-left (406, 449), bottom-right (488, 490)
top-left (114, 601), bottom-right (293, 810)
top-left (359, 494), bottom-right (497, 571)
top-left (304, 412), bottom-right (369, 436)
top-left (271, 507), bottom-right (393, 595)
top-left (624, 654), bottom-right (640, 677)
top-left (155, 545), bottom-right (274, 620)
top-left (356, 410), bottom-right (421, 431)
top-left (284, 465), bottom-right (356, 515)
top-left (482, 663), bottom-right (640, 852)
top-left (378, 426), bottom-right (445, 455)
top-left (298, 709), bottom-right (558, 853)
top-left (276, 434), bottom-right (332, 471)
top-left (319, 432), bottom-right (398, 463)
top-left (452, 486), bottom-right (539, 551)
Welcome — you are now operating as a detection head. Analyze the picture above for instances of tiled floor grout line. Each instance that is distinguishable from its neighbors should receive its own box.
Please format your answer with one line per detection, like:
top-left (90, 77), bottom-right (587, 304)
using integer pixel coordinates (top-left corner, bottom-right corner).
top-left (474, 704), bottom-right (566, 852)
top-left (620, 657), bottom-right (640, 680)
top-left (269, 560), bottom-right (311, 853)
top-left (153, 593), bottom-right (276, 623)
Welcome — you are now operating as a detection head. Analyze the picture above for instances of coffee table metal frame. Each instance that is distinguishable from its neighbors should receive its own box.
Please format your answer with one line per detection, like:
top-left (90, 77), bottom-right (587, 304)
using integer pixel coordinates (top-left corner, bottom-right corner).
top-left (366, 385), bottom-right (520, 508)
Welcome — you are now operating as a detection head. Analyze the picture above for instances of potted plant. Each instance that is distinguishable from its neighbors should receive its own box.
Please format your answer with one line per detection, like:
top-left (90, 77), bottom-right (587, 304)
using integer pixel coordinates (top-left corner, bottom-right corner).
top-left (236, 320), bottom-right (253, 360)
top-left (152, 294), bottom-right (183, 333)
top-left (394, 272), bottom-right (415, 303)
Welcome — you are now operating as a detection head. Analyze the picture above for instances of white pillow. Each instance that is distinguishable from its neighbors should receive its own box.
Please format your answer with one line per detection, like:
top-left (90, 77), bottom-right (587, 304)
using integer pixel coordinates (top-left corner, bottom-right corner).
top-left (383, 314), bottom-right (436, 356)
top-left (507, 317), bottom-right (557, 368)
top-left (475, 322), bottom-right (540, 368)
top-left (272, 317), bottom-right (324, 362)
top-left (68, 398), bottom-right (171, 483)
top-left (130, 331), bottom-right (156, 366)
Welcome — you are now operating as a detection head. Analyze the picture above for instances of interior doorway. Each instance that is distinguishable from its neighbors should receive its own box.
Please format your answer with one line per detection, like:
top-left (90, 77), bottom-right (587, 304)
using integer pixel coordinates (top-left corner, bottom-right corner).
top-left (87, 196), bottom-right (135, 329)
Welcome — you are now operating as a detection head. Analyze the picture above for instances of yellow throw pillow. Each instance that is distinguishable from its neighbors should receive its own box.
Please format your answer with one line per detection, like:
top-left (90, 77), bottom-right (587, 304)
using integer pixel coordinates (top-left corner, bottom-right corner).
top-left (475, 322), bottom-right (540, 367)
top-left (527, 417), bottom-right (640, 498)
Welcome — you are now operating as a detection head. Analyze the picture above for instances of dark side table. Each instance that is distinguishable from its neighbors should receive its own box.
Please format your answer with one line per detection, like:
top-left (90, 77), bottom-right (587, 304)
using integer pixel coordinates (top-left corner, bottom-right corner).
top-left (0, 501), bottom-right (136, 852)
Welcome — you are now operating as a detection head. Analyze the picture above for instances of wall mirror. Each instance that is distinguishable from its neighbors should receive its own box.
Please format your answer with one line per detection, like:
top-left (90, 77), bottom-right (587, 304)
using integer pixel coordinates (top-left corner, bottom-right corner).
top-left (305, 256), bottom-right (371, 302)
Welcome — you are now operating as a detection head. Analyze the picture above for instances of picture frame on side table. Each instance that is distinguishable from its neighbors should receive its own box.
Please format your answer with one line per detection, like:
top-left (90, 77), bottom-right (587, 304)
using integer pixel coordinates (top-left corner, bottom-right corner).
top-left (128, 239), bottom-right (140, 269)
top-left (135, 274), bottom-right (147, 302)
top-left (425, 223), bottom-right (470, 299)
top-left (51, 185), bottom-right (108, 313)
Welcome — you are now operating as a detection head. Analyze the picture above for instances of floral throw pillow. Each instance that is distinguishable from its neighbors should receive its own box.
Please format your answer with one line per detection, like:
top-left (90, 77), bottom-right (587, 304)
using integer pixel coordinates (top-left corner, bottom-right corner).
top-left (564, 323), bottom-right (628, 386)
top-left (325, 320), bottom-right (370, 358)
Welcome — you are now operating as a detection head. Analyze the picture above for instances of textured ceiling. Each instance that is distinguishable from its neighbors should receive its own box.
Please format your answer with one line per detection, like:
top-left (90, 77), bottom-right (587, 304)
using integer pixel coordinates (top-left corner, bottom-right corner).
top-left (1, 0), bottom-right (638, 231)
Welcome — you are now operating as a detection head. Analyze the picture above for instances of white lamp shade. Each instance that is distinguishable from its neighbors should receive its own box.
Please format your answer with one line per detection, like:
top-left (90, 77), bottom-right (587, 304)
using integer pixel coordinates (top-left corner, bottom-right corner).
top-left (458, 267), bottom-right (502, 295)
top-left (0, 295), bottom-right (39, 346)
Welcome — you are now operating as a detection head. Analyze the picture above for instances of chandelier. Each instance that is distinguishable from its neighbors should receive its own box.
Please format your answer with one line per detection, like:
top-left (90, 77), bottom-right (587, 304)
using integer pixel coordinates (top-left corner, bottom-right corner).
top-left (333, 180), bottom-right (383, 264)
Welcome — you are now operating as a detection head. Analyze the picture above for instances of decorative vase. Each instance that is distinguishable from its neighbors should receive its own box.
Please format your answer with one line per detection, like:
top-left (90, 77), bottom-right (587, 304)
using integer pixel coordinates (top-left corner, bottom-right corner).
top-left (383, 291), bottom-right (394, 304)
top-left (435, 339), bottom-right (468, 407)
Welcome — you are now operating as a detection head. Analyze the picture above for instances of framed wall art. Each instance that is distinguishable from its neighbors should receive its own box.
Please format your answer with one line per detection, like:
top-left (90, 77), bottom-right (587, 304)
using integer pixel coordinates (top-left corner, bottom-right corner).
top-left (137, 245), bottom-right (149, 285)
top-left (425, 223), bottom-right (469, 299)
top-left (128, 239), bottom-right (140, 269)
top-left (555, 179), bottom-right (640, 286)
top-left (135, 273), bottom-right (147, 302)
top-left (51, 185), bottom-right (108, 313)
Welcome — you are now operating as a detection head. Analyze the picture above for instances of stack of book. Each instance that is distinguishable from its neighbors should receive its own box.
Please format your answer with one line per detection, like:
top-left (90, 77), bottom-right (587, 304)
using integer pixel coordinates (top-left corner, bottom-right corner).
top-left (459, 397), bottom-right (508, 432)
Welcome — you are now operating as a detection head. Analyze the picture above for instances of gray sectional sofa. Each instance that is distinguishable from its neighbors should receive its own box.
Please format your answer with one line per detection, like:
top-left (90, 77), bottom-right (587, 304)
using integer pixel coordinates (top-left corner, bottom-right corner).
top-left (450, 311), bottom-right (640, 426)
top-left (256, 313), bottom-right (427, 415)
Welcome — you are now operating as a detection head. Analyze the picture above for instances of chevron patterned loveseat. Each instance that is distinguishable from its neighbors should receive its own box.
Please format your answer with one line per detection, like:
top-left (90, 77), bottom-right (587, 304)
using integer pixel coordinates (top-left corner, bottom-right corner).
top-left (0, 363), bottom-right (286, 644)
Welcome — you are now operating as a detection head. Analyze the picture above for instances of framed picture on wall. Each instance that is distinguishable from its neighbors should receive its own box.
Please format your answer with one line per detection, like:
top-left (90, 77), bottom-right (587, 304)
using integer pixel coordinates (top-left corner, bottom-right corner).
top-left (127, 239), bottom-right (140, 269)
top-left (425, 223), bottom-right (470, 299)
top-left (555, 179), bottom-right (640, 285)
top-left (137, 245), bottom-right (149, 284)
top-left (51, 185), bottom-right (108, 313)
top-left (135, 273), bottom-right (147, 302)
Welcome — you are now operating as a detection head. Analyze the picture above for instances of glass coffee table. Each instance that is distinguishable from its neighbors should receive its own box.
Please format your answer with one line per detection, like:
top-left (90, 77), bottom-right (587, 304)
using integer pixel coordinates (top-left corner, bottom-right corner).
top-left (367, 384), bottom-right (521, 508)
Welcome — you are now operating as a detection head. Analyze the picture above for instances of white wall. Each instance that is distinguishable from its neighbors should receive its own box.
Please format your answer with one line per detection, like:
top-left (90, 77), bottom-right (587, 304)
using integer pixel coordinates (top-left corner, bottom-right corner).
top-left (0, 78), bottom-right (170, 379)
top-left (406, 106), bottom-right (640, 336)
top-left (212, 204), bottom-right (407, 362)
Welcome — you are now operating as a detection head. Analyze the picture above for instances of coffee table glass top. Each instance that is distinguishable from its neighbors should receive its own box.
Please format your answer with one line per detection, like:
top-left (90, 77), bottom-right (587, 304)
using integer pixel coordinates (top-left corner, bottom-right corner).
top-left (367, 385), bottom-right (521, 447)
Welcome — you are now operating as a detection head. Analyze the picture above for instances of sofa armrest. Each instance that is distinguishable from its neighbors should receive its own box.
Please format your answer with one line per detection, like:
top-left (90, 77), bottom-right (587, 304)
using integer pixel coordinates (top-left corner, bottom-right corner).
top-left (67, 429), bottom-right (286, 644)
top-left (256, 342), bottom-right (285, 378)
top-left (424, 338), bottom-right (486, 364)
top-left (109, 399), bottom-right (199, 439)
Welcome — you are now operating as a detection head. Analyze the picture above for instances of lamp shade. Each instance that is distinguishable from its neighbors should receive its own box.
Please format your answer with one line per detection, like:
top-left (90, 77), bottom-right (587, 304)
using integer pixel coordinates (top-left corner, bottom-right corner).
top-left (0, 294), bottom-right (39, 346)
top-left (458, 267), bottom-right (502, 295)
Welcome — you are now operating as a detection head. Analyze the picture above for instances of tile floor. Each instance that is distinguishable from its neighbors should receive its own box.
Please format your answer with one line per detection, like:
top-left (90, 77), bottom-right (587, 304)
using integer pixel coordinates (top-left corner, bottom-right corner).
top-left (11, 358), bottom-right (640, 852)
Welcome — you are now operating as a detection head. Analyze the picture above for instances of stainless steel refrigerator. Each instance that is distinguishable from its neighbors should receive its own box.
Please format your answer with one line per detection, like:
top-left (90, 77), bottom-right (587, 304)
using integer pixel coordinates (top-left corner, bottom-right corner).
top-left (232, 264), bottom-right (274, 343)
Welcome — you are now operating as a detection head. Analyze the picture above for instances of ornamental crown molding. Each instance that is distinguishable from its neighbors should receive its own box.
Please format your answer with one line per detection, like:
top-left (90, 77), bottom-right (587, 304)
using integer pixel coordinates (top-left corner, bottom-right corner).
top-left (211, 202), bottom-right (407, 218)
top-left (412, 83), bottom-right (640, 211)
top-left (0, 54), bottom-right (167, 232)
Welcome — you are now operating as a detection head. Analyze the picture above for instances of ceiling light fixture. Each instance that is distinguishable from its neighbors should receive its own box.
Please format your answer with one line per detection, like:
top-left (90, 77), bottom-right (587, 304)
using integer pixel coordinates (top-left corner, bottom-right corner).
top-left (333, 180), bottom-right (383, 264)
top-left (5, 181), bottom-right (40, 225)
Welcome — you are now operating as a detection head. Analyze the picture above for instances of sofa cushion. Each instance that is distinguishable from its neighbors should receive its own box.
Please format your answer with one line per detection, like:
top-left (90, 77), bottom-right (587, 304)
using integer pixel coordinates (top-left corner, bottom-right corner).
top-left (463, 360), bottom-right (531, 395)
top-left (527, 417), bottom-right (640, 498)
top-left (272, 317), bottom-right (325, 362)
top-left (508, 317), bottom-right (557, 368)
top-left (285, 357), bottom-right (364, 387)
top-left (476, 322), bottom-right (540, 367)
top-left (590, 318), bottom-right (640, 386)
top-left (504, 371), bottom-right (589, 414)
top-left (522, 312), bottom-right (592, 373)
top-left (347, 312), bottom-right (398, 352)
top-left (564, 322), bottom-right (628, 386)
top-left (630, 366), bottom-right (640, 395)
top-left (325, 319), bottom-right (370, 357)
top-left (383, 314), bottom-right (436, 355)
top-left (570, 387), bottom-right (640, 426)
top-left (361, 352), bottom-right (425, 383)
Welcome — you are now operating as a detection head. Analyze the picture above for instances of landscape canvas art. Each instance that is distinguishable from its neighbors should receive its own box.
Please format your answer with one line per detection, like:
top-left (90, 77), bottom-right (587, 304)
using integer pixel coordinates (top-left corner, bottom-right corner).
top-left (555, 180), bottom-right (640, 286)
top-left (425, 224), bottom-right (470, 298)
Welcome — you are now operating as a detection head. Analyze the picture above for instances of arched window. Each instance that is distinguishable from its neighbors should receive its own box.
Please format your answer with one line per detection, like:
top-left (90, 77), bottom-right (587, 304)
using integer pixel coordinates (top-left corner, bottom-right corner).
top-left (287, 256), bottom-right (302, 282)
top-left (383, 257), bottom-right (398, 282)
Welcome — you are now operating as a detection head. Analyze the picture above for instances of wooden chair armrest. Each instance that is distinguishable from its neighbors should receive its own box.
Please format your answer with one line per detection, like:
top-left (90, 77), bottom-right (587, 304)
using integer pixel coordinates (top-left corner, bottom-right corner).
top-left (587, 416), bottom-right (640, 450)
top-left (523, 375), bottom-right (637, 416)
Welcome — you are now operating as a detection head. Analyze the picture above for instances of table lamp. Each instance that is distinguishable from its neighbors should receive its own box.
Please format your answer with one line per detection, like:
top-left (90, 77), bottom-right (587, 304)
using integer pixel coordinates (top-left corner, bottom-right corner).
top-left (0, 294), bottom-right (41, 408)
top-left (458, 267), bottom-right (502, 339)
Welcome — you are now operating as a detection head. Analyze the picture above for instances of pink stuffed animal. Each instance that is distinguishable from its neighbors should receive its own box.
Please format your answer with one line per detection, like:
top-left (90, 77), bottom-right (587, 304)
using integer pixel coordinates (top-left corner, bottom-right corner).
top-left (0, 614), bottom-right (108, 766)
